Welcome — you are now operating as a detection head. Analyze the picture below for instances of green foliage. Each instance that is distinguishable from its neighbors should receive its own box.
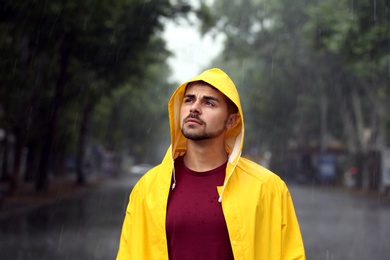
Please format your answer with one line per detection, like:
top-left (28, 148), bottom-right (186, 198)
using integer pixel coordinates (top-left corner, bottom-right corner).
top-left (91, 62), bottom-right (174, 163)
top-left (0, 0), bottom-right (193, 186)
top-left (305, 0), bottom-right (390, 63)
top-left (202, 0), bottom-right (390, 172)
top-left (205, 0), bottom-right (325, 153)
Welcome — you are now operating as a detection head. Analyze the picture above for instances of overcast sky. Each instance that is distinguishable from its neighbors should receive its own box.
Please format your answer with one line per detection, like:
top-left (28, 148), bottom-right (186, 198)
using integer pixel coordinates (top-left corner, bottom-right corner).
top-left (162, 18), bottom-right (224, 84)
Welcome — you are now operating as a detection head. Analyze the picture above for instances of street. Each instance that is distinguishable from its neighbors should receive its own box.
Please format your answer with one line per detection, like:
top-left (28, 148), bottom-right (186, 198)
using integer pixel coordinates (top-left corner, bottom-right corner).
top-left (290, 184), bottom-right (390, 260)
top-left (0, 176), bottom-right (389, 260)
top-left (0, 176), bottom-right (139, 260)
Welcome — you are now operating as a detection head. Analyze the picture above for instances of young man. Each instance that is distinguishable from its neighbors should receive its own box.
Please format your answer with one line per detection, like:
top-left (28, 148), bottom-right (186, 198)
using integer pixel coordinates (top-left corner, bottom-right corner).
top-left (117, 68), bottom-right (305, 259)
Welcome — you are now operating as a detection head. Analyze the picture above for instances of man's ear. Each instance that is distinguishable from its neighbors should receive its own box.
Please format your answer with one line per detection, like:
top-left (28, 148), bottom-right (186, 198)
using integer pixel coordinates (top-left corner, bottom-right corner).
top-left (226, 113), bottom-right (238, 129)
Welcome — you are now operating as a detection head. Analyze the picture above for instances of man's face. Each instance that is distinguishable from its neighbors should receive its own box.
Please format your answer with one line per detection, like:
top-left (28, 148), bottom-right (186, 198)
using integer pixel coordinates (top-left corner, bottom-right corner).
top-left (180, 83), bottom-right (233, 141)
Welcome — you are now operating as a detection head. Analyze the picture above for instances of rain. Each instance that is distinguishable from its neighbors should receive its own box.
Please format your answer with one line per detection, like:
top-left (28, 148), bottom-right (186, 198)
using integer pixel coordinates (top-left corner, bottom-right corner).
top-left (1, 0), bottom-right (390, 259)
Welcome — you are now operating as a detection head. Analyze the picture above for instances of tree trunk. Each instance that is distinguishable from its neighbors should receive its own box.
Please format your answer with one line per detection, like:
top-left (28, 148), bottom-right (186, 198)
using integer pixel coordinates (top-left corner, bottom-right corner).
top-left (76, 102), bottom-right (94, 185)
top-left (1, 132), bottom-right (9, 182)
top-left (368, 84), bottom-right (386, 150)
top-left (334, 83), bottom-right (357, 153)
top-left (351, 89), bottom-right (367, 152)
top-left (35, 39), bottom-right (70, 191)
top-left (334, 84), bottom-right (371, 189)
top-left (9, 128), bottom-right (24, 194)
top-left (320, 83), bottom-right (328, 153)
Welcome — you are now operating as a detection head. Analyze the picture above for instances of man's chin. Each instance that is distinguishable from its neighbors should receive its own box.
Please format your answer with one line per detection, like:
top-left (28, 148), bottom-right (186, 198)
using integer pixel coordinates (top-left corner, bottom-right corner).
top-left (182, 129), bottom-right (204, 140)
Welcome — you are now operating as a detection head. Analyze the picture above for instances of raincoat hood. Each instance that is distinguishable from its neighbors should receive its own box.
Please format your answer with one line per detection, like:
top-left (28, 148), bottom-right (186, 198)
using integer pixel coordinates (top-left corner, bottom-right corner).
top-left (168, 68), bottom-right (243, 160)
top-left (167, 68), bottom-right (244, 200)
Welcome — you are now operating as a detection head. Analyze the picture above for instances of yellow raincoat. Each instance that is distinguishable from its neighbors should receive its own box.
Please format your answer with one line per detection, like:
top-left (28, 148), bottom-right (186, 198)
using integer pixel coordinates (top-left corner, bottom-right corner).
top-left (117, 68), bottom-right (305, 259)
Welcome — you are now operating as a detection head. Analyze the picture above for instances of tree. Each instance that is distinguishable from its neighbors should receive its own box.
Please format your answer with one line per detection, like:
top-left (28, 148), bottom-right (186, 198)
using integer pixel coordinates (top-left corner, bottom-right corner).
top-left (304, 0), bottom-right (390, 188)
top-left (90, 61), bottom-right (174, 166)
top-left (201, 0), bottom-right (390, 187)
top-left (0, 0), bottom-right (191, 192)
top-left (201, 0), bottom-right (338, 175)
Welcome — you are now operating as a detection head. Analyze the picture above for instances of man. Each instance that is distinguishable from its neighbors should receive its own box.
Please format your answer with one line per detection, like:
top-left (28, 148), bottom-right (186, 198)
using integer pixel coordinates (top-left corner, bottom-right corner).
top-left (117, 68), bottom-right (305, 259)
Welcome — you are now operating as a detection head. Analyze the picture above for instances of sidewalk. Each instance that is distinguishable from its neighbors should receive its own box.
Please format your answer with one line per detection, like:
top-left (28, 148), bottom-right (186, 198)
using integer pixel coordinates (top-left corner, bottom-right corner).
top-left (0, 175), bottom-right (106, 219)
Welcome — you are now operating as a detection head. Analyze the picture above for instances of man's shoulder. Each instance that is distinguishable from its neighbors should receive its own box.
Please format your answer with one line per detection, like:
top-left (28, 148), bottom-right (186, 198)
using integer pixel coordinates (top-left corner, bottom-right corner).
top-left (130, 163), bottom-right (171, 195)
top-left (237, 157), bottom-right (273, 173)
top-left (236, 157), bottom-right (282, 182)
top-left (234, 157), bottom-right (289, 196)
top-left (138, 163), bottom-right (165, 180)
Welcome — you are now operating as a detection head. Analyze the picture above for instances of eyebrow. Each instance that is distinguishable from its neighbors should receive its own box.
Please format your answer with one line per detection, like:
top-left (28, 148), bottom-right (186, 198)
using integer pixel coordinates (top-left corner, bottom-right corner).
top-left (184, 94), bottom-right (220, 103)
top-left (203, 95), bottom-right (220, 103)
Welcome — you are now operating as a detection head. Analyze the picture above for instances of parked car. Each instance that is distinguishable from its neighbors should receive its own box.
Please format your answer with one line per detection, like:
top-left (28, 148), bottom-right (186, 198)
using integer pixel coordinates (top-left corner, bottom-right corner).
top-left (129, 163), bottom-right (153, 175)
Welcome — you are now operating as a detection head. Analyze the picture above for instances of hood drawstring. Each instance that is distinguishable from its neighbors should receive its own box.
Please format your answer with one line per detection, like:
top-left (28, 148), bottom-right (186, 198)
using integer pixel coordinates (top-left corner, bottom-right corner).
top-left (171, 168), bottom-right (176, 190)
top-left (218, 152), bottom-right (241, 203)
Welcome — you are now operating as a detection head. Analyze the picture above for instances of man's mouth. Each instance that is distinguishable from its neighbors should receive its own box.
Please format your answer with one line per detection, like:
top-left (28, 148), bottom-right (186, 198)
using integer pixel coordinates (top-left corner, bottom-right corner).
top-left (184, 115), bottom-right (203, 125)
top-left (185, 118), bottom-right (202, 125)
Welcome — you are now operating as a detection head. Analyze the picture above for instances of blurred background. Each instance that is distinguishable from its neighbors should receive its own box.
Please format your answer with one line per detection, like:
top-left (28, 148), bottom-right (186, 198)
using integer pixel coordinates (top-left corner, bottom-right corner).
top-left (0, 0), bottom-right (389, 259)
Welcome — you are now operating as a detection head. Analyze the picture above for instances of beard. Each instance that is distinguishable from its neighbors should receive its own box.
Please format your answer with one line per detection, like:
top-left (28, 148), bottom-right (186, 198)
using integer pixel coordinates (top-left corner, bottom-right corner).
top-left (181, 115), bottom-right (228, 141)
top-left (181, 126), bottom-right (226, 141)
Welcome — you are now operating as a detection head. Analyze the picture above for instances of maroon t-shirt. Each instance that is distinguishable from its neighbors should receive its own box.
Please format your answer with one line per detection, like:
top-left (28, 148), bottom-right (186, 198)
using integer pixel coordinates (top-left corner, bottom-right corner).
top-left (166, 156), bottom-right (234, 260)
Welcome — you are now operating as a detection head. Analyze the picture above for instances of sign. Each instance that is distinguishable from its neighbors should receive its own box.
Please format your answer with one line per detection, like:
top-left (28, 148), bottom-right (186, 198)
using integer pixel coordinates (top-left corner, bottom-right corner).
top-left (381, 148), bottom-right (390, 190)
top-left (317, 154), bottom-right (336, 181)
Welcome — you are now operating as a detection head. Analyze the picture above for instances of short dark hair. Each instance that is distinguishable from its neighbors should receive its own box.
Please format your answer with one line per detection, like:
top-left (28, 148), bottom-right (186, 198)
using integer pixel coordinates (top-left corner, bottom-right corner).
top-left (185, 80), bottom-right (238, 115)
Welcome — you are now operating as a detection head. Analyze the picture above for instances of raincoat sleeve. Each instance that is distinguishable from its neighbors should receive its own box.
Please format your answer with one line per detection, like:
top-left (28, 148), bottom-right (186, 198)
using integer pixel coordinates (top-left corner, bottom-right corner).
top-left (116, 167), bottom-right (170, 260)
top-left (117, 177), bottom-right (155, 260)
top-left (281, 184), bottom-right (306, 259)
top-left (116, 184), bottom-right (138, 260)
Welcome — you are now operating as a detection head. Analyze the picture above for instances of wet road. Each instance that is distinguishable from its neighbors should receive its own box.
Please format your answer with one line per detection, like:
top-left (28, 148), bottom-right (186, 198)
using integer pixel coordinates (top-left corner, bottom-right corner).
top-left (0, 176), bottom-right (139, 260)
top-left (290, 184), bottom-right (390, 260)
top-left (0, 176), bottom-right (389, 260)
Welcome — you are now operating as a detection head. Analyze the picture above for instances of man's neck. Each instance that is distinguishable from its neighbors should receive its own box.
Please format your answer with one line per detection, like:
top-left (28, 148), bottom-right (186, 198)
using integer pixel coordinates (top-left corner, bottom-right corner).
top-left (183, 139), bottom-right (228, 172)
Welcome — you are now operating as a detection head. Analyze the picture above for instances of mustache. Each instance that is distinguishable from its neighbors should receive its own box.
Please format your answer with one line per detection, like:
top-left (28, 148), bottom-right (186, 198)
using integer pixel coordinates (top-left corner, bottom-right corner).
top-left (184, 112), bottom-right (205, 124)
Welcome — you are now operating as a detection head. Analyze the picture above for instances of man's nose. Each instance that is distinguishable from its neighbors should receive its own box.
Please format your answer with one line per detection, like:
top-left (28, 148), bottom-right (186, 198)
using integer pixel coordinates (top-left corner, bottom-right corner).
top-left (190, 101), bottom-right (201, 114)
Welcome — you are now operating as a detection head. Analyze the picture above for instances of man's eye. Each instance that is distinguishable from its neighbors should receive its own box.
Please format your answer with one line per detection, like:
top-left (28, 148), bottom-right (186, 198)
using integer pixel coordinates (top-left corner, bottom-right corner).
top-left (184, 98), bottom-right (193, 103)
top-left (205, 101), bottom-right (214, 106)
